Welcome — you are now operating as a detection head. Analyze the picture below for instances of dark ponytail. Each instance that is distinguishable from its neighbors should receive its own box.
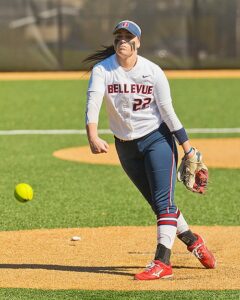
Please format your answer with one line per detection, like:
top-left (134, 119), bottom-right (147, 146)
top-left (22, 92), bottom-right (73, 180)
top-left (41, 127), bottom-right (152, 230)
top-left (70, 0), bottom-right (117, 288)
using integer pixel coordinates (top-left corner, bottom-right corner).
top-left (82, 45), bottom-right (115, 70)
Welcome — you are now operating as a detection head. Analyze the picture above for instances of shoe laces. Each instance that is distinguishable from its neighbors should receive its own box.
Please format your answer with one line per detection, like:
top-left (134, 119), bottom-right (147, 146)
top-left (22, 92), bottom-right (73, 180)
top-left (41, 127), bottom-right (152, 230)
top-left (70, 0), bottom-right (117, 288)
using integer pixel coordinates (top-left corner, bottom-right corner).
top-left (145, 261), bottom-right (157, 271)
top-left (192, 243), bottom-right (204, 259)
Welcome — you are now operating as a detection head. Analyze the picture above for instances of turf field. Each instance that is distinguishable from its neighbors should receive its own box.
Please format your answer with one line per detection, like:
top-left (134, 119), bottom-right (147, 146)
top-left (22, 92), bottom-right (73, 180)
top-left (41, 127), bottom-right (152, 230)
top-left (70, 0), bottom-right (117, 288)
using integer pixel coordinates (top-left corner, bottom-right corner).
top-left (0, 78), bottom-right (239, 299)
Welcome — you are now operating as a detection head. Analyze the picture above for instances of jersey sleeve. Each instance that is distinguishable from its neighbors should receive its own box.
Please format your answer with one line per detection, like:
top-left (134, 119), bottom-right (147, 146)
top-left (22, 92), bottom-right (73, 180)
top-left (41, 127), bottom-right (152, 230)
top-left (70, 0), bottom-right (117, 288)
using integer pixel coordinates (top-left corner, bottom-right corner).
top-left (85, 65), bottom-right (105, 124)
top-left (154, 67), bottom-right (183, 131)
top-left (154, 67), bottom-right (189, 144)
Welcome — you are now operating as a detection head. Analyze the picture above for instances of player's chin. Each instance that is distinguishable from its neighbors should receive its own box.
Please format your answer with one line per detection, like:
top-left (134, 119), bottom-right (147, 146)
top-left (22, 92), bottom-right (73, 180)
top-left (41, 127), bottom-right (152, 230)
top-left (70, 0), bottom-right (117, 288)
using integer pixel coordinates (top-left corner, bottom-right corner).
top-left (117, 49), bottom-right (131, 56)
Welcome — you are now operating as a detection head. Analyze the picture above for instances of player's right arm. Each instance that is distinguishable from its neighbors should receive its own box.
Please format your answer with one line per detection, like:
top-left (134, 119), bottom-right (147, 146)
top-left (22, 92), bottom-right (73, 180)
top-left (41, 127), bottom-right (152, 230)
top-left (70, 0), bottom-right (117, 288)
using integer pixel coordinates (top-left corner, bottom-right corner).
top-left (86, 123), bottom-right (109, 153)
top-left (85, 66), bottom-right (109, 154)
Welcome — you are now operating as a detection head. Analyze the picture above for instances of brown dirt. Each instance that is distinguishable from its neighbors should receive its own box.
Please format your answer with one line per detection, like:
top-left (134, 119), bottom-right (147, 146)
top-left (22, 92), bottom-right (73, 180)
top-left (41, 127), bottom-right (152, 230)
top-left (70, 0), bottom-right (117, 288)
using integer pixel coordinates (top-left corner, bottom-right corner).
top-left (53, 138), bottom-right (240, 169)
top-left (0, 226), bottom-right (239, 290)
top-left (1, 70), bottom-right (240, 80)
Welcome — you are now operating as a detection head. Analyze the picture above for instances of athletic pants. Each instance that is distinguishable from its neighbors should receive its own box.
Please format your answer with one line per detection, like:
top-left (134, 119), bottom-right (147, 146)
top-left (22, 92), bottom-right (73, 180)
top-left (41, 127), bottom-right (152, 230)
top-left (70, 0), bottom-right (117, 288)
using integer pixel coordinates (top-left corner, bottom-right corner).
top-left (115, 122), bottom-right (178, 216)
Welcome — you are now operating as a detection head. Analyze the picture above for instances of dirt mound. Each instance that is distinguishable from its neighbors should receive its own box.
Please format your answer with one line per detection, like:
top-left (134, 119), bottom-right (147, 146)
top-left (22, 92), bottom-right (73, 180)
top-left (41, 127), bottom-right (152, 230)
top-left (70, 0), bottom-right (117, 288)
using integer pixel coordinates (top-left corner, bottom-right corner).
top-left (53, 138), bottom-right (240, 169)
top-left (0, 226), bottom-right (239, 290)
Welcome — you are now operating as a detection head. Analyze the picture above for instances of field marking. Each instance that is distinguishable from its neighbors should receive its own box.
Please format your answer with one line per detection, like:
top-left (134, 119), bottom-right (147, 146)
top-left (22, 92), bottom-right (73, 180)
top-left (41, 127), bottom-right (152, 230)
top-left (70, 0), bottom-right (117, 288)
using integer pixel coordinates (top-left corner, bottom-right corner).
top-left (1, 70), bottom-right (240, 80)
top-left (0, 128), bottom-right (240, 136)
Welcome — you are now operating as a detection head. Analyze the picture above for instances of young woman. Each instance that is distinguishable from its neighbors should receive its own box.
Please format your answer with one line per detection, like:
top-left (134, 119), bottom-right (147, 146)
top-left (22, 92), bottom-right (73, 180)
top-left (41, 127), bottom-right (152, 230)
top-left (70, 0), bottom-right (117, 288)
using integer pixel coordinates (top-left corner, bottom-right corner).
top-left (85, 20), bottom-right (216, 280)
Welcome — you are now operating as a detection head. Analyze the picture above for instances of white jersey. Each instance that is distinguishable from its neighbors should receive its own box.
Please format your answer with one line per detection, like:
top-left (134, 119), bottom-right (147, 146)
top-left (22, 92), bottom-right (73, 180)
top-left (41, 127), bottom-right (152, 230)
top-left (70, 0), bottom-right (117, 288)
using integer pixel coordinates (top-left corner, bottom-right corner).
top-left (86, 54), bottom-right (183, 141)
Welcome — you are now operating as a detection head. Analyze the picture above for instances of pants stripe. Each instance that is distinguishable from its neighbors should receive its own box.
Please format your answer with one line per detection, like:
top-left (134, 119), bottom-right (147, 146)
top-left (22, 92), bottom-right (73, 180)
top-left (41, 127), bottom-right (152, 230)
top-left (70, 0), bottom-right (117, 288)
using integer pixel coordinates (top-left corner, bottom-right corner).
top-left (168, 137), bottom-right (175, 207)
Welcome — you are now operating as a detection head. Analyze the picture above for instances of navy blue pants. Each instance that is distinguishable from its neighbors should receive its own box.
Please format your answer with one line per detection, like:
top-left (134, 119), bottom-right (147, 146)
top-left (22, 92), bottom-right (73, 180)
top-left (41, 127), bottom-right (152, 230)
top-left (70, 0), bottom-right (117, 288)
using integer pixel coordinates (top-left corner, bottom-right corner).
top-left (115, 123), bottom-right (178, 216)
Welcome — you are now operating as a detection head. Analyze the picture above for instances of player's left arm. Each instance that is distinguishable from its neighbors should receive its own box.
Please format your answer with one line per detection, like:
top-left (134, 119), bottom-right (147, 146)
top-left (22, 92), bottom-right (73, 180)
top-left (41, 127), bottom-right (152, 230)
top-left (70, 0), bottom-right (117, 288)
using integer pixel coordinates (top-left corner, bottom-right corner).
top-left (154, 68), bottom-right (208, 194)
top-left (153, 67), bottom-right (190, 146)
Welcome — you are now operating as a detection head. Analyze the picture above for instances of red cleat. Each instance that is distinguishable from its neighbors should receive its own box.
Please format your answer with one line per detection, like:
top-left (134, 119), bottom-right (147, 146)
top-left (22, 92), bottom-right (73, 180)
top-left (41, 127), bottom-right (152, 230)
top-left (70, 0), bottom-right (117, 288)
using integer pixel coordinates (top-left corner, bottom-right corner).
top-left (134, 260), bottom-right (173, 280)
top-left (187, 233), bottom-right (216, 269)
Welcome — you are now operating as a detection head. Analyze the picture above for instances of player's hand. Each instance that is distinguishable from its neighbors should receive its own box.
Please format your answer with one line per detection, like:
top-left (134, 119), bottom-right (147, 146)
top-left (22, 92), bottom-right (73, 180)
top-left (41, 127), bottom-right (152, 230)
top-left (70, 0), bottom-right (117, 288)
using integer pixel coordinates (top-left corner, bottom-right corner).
top-left (177, 147), bottom-right (208, 194)
top-left (89, 136), bottom-right (109, 154)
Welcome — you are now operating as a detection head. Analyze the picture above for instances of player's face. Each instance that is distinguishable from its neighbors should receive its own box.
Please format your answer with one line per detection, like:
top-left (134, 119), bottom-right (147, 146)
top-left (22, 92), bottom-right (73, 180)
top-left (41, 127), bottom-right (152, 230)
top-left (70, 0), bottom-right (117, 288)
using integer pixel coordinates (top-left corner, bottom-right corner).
top-left (113, 29), bottom-right (140, 57)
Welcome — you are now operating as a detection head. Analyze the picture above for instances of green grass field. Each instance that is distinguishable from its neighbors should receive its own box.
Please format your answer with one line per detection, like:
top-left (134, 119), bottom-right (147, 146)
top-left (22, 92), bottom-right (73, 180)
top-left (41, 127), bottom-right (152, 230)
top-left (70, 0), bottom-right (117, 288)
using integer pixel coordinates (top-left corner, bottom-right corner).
top-left (0, 78), bottom-right (239, 299)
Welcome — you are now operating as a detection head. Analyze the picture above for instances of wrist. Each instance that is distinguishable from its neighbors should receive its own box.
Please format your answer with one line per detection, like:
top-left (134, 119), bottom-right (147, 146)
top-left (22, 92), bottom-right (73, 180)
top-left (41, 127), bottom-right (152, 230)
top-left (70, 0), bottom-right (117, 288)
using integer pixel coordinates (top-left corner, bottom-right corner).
top-left (88, 135), bottom-right (98, 142)
top-left (86, 123), bottom-right (98, 142)
top-left (185, 147), bottom-right (195, 158)
top-left (185, 147), bottom-right (193, 155)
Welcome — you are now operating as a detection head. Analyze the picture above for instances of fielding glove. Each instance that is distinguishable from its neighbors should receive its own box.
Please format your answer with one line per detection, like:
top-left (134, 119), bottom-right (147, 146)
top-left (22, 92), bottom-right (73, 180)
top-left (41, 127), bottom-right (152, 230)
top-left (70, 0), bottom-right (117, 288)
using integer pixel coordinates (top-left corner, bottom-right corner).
top-left (177, 148), bottom-right (208, 194)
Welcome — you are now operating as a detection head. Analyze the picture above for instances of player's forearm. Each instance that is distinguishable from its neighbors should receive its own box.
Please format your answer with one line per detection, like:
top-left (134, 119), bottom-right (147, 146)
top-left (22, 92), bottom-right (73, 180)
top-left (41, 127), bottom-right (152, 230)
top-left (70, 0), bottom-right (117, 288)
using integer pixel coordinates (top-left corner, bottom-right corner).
top-left (163, 124), bottom-right (194, 158)
top-left (86, 123), bottom-right (109, 154)
top-left (86, 123), bottom-right (98, 141)
top-left (85, 91), bottom-right (104, 125)
top-left (158, 101), bottom-right (183, 131)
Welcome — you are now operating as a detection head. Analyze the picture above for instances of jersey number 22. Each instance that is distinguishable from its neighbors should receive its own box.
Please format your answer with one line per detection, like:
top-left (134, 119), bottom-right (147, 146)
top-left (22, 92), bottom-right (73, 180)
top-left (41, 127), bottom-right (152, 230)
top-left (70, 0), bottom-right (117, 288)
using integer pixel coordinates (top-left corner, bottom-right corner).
top-left (133, 98), bottom-right (151, 111)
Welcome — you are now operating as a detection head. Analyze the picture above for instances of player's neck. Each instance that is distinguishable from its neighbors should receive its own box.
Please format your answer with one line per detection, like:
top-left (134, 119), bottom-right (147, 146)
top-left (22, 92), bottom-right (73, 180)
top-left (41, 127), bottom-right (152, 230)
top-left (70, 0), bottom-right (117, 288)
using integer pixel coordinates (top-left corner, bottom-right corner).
top-left (116, 54), bottom-right (138, 71)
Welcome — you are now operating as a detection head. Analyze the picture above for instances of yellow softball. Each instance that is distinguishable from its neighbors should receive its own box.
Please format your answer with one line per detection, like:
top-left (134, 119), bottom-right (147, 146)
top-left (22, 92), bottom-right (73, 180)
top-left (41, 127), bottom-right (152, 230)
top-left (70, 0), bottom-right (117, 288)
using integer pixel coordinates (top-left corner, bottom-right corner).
top-left (14, 183), bottom-right (33, 203)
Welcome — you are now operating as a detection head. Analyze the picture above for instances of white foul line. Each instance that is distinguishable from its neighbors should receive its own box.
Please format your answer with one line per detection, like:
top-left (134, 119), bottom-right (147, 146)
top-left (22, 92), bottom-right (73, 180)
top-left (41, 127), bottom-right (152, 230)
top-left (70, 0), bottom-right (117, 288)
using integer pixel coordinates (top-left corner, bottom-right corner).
top-left (186, 128), bottom-right (240, 133)
top-left (0, 128), bottom-right (240, 136)
top-left (0, 129), bottom-right (111, 135)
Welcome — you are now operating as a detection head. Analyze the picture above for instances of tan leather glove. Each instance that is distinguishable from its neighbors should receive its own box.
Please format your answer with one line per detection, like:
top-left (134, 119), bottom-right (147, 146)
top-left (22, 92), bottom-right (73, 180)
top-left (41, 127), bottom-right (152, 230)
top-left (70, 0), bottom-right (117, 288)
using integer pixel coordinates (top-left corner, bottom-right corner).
top-left (177, 148), bottom-right (208, 194)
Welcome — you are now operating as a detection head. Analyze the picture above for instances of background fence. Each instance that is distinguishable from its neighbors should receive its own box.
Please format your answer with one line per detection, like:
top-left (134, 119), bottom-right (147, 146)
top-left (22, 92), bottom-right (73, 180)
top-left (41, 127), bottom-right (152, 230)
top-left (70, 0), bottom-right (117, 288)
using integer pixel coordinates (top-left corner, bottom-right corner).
top-left (0, 0), bottom-right (240, 71)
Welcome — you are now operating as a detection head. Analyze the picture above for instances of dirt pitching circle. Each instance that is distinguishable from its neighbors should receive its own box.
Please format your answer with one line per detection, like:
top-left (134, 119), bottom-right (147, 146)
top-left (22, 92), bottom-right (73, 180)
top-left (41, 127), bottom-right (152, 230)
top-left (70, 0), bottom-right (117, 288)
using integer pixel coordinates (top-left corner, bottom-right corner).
top-left (0, 226), bottom-right (239, 290)
top-left (53, 138), bottom-right (240, 169)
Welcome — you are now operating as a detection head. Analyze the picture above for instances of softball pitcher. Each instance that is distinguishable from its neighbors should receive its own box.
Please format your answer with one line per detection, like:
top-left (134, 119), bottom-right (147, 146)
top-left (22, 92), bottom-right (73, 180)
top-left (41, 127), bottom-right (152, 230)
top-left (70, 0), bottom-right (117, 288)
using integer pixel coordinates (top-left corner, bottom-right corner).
top-left (85, 20), bottom-right (216, 280)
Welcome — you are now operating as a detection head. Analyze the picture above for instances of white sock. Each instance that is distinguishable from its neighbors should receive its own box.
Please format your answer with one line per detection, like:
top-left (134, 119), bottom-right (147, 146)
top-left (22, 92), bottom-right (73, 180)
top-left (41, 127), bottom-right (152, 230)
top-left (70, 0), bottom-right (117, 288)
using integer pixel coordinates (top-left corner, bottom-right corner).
top-left (177, 212), bottom-right (189, 235)
top-left (157, 225), bottom-right (177, 249)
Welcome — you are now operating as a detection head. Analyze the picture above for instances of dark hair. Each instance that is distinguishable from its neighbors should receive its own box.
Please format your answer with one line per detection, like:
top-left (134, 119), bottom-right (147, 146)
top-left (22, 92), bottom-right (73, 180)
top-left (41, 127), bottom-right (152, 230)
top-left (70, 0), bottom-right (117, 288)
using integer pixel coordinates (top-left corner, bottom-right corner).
top-left (82, 45), bottom-right (115, 70)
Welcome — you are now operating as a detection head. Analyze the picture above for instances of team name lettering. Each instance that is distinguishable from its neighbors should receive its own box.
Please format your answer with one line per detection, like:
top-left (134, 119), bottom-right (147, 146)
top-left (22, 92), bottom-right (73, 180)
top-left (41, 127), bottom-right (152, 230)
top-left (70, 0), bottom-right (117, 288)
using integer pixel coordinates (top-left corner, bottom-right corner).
top-left (107, 84), bottom-right (153, 95)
